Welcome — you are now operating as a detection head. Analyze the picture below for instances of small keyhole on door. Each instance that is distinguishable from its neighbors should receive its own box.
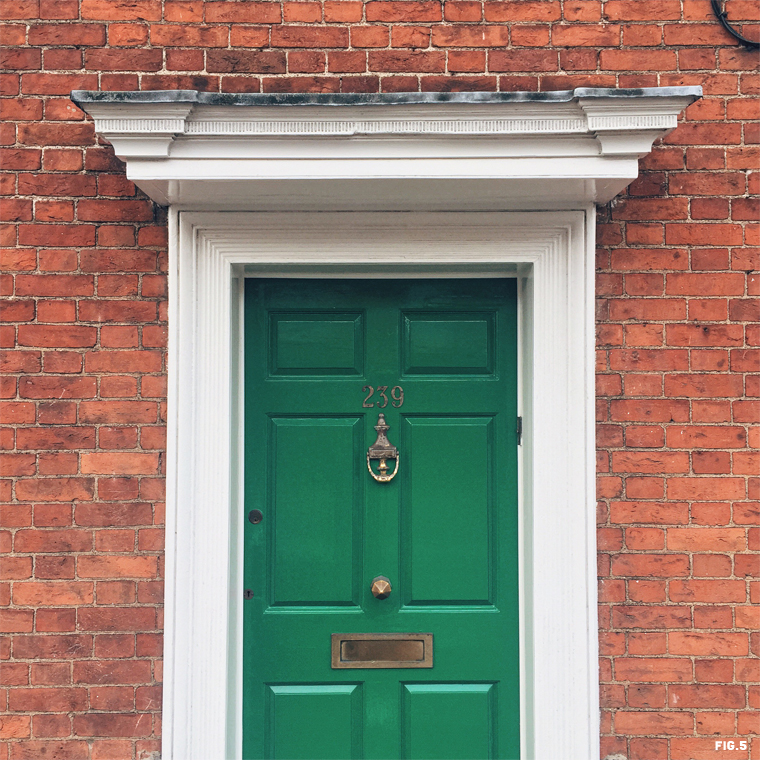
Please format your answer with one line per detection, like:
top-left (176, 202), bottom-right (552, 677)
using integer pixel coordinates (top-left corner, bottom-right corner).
top-left (248, 509), bottom-right (263, 524)
top-left (244, 589), bottom-right (254, 600)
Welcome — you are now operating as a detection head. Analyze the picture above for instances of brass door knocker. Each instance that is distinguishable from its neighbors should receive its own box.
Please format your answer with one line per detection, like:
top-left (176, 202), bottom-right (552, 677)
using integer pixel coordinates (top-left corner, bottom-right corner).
top-left (367, 413), bottom-right (399, 483)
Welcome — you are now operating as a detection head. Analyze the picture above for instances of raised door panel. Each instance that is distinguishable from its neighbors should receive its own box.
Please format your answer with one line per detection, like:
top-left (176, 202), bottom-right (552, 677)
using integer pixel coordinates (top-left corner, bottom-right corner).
top-left (401, 417), bottom-right (494, 606)
top-left (269, 417), bottom-right (363, 607)
top-left (270, 312), bottom-right (364, 376)
top-left (402, 683), bottom-right (495, 759)
top-left (402, 312), bottom-right (495, 376)
top-left (268, 684), bottom-right (362, 759)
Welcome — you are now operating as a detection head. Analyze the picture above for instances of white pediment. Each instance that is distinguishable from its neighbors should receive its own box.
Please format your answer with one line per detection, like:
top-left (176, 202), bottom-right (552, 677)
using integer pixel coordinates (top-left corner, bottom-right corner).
top-left (72, 88), bottom-right (699, 211)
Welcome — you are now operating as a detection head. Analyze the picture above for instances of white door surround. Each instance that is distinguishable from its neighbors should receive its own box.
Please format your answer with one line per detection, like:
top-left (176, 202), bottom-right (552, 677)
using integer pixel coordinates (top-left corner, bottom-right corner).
top-left (72, 88), bottom-right (701, 760)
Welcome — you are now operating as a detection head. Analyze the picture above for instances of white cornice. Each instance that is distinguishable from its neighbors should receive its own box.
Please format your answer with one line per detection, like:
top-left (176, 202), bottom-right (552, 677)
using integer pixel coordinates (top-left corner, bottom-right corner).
top-left (72, 88), bottom-right (700, 210)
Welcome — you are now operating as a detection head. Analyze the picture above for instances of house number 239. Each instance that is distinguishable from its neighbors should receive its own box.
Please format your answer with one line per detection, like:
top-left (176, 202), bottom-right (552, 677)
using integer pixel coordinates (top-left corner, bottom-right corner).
top-left (362, 385), bottom-right (404, 408)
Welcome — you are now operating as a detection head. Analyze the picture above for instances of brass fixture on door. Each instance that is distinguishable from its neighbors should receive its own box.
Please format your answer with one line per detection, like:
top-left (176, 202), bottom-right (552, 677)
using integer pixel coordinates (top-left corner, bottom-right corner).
top-left (367, 413), bottom-right (399, 482)
top-left (370, 575), bottom-right (392, 600)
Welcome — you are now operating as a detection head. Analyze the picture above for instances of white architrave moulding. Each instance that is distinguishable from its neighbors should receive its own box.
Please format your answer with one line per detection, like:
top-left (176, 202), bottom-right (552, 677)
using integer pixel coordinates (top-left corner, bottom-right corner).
top-left (170, 211), bottom-right (595, 760)
top-left (71, 88), bottom-right (700, 760)
top-left (73, 87), bottom-right (699, 212)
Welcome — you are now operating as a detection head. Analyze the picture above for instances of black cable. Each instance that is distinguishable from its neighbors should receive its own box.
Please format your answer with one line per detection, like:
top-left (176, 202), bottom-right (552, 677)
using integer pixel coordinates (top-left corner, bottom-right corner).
top-left (711, 0), bottom-right (760, 50)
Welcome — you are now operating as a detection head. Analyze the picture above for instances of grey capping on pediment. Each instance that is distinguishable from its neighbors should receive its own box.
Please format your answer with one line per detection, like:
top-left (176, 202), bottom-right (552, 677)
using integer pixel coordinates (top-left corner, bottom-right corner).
top-left (71, 86), bottom-right (702, 109)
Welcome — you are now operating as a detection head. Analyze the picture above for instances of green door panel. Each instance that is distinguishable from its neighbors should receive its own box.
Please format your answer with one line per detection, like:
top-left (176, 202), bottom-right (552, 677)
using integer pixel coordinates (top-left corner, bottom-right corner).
top-left (402, 417), bottom-right (493, 605)
top-left (268, 684), bottom-right (362, 759)
top-left (270, 312), bottom-right (364, 376)
top-left (244, 279), bottom-right (519, 760)
top-left (402, 312), bottom-right (495, 375)
top-left (269, 417), bottom-right (363, 607)
top-left (402, 684), bottom-right (494, 760)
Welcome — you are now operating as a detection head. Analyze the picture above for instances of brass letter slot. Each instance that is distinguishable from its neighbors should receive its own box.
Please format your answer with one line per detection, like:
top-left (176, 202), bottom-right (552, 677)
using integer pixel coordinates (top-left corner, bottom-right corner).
top-left (331, 633), bottom-right (433, 669)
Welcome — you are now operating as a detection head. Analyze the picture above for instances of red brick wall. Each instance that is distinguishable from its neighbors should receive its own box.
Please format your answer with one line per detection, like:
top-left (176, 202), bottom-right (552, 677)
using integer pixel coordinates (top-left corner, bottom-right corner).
top-left (1, 1), bottom-right (758, 758)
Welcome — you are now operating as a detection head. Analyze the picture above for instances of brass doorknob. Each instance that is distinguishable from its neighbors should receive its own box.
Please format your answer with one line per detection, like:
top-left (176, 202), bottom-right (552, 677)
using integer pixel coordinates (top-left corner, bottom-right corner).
top-left (370, 575), bottom-right (392, 600)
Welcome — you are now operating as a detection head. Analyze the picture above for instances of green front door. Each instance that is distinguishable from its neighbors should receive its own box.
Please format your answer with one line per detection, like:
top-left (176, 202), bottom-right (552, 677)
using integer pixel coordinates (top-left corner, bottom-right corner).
top-left (243, 279), bottom-right (519, 760)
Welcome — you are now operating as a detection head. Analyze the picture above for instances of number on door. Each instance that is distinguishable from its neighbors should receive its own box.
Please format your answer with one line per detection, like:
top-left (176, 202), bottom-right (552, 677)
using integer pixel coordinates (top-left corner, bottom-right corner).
top-left (362, 385), bottom-right (404, 408)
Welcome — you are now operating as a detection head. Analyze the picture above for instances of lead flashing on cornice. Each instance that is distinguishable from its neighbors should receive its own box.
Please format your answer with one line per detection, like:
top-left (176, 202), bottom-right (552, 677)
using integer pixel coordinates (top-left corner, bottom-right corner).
top-left (72, 86), bottom-right (701, 108)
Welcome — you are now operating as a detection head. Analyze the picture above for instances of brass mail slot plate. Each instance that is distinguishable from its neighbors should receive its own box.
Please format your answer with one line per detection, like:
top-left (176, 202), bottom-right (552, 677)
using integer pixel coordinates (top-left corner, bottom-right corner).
top-left (331, 633), bottom-right (433, 669)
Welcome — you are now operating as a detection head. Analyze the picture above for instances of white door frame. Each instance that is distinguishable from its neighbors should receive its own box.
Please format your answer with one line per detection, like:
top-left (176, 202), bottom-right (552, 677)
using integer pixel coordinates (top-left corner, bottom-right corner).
top-left (164, 209), bottom-right (598, 760)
